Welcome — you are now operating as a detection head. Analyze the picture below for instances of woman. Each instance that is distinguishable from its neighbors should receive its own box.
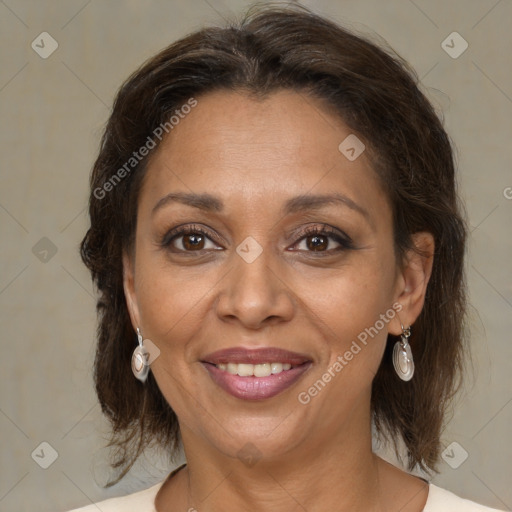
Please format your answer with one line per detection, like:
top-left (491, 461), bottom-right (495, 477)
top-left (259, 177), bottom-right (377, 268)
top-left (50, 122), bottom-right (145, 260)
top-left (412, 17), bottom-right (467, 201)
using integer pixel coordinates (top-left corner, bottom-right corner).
top-left (69, 4), bottom-right (505, 511)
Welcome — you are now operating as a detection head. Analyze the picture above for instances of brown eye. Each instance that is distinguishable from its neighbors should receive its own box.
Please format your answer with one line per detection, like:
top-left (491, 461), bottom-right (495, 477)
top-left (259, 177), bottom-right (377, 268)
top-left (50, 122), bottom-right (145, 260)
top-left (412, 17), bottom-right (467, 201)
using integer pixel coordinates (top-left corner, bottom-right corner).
top-left (292, 225), bottom-right (353, 255)
top-left (306, 235), bottom-right (329, 251)
top-left (161, 225), bottom-right (222, 253)
top-left (182, 233), bottom-right (205, 250)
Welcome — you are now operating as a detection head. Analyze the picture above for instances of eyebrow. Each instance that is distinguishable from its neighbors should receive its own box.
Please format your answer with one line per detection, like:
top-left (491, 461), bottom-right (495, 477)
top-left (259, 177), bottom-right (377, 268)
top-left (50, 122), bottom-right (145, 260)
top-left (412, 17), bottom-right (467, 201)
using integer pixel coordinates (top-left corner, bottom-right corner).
top-left (282, 193), bottom-right (371, 224)
top-left (151, 191), bottom-right (371, 225)
top-left (152, 192), bottom-right (223, 216)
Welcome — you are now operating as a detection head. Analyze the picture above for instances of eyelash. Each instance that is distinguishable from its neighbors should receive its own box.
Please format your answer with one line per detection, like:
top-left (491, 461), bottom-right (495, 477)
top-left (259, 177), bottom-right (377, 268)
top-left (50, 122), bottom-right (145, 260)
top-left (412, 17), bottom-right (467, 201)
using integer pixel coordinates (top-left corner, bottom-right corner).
top-left (160, 223), bottom-right (354, 255)
top-left (293, 225), bottom-right (354, 253)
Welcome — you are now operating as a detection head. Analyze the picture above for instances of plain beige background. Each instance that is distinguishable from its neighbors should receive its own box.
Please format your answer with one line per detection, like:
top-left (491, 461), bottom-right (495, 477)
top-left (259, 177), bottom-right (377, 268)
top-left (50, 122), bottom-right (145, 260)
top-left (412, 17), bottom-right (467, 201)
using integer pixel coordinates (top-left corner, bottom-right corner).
top-left (0, 1), bottom-right (511, 511)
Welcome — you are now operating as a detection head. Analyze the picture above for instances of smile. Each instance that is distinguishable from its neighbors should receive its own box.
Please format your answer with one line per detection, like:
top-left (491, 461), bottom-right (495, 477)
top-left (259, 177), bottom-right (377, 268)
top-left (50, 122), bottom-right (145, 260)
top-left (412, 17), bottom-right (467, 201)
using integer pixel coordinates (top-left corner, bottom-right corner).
top-left (201, 347), bottom-right (312, 400)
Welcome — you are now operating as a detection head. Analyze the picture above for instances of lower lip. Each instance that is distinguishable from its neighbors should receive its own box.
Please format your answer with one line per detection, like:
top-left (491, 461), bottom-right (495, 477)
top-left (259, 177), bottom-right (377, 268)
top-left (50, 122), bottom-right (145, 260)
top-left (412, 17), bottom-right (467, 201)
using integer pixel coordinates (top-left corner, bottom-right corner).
top-left (202, 362), bottom-right (312, 401)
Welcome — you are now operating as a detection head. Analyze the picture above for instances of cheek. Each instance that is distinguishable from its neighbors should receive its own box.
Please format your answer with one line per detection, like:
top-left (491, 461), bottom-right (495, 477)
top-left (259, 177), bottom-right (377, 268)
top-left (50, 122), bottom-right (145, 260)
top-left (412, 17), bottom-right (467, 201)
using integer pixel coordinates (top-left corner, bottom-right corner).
top-left (138, 277), bottom-right (196, 331)
top-left (133, 255), bottom-right (215, 414)
top-left (134, 252), bottom-right (221, 354)
top-left (309, 258), bottom-right (394, 328)
top-left (306, 255), bottom-right (396, 371)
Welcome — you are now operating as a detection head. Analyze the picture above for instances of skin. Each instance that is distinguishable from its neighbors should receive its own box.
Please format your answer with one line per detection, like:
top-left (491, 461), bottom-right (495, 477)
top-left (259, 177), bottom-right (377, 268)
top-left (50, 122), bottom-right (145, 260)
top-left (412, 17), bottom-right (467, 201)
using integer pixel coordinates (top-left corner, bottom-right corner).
top-left (123, 90), bottom-right (435, 511)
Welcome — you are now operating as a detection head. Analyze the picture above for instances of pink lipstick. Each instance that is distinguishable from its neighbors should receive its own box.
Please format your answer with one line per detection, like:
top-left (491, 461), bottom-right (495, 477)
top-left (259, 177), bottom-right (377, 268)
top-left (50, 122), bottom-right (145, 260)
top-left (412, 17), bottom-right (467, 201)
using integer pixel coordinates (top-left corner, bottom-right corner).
top-left (201, 347), bottom-right (312, 400)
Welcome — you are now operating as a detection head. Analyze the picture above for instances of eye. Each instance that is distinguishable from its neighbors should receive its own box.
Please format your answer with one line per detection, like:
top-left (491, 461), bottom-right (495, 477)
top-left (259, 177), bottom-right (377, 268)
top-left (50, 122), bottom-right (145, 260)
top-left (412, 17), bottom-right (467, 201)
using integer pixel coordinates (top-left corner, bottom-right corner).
top-left (161, 224), bottom-right (222, 252)
top-left (292, 225), bottom-right (353, 254)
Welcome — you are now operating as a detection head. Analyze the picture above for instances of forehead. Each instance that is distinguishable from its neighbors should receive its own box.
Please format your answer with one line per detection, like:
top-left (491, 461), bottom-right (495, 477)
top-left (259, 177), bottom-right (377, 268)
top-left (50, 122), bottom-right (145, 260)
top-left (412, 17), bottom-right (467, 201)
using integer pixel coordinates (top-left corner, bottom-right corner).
top-left (153, 90), bottom-right (358, 171)
top-left (139, 90), bottom-right (390, 223)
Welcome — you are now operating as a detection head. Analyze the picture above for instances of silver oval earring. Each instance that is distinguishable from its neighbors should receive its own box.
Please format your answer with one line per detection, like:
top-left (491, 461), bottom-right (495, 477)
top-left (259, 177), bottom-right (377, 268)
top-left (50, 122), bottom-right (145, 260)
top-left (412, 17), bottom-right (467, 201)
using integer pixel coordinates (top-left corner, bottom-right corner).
top-left (393, 324), bottom-right (414, 381)
top-left (131, 327), bottom-right (150, 382)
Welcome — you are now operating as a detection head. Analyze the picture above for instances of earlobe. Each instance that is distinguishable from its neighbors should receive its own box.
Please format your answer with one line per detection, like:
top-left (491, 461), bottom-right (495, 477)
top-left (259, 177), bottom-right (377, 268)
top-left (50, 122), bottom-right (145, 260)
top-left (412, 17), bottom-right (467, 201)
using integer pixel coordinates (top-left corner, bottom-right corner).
top-left (390, 231), bottom-right (435, 335)
top-left (122, 251), bottom-right (140, 329)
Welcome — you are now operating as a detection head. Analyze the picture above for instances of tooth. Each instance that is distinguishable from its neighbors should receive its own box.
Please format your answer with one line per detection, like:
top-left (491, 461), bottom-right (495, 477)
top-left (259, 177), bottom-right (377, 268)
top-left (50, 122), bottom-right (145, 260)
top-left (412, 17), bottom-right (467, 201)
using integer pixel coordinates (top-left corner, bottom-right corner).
top-left (216, 362), bottom-right (296, 375)
top-left (227, 363), bottom-right (238, 375)
top-left (237, 363), bottom-right (254, 377)
top-left (254, 363), bottom-right (271, 377)
top-left (271, 362), bottom-right (283, 374)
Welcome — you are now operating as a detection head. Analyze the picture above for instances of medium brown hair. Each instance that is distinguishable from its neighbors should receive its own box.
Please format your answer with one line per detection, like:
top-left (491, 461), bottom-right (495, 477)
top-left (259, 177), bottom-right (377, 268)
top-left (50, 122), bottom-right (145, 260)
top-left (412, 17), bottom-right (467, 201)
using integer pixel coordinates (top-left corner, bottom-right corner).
top-left (80, 3), bottom-right (468, 484)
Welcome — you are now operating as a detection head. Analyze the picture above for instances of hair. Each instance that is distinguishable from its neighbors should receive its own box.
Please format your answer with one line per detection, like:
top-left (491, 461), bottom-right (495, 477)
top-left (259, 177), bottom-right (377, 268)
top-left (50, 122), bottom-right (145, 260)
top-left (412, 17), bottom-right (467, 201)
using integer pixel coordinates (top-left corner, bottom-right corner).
top-left (80, 2), bottom-right (468, 485)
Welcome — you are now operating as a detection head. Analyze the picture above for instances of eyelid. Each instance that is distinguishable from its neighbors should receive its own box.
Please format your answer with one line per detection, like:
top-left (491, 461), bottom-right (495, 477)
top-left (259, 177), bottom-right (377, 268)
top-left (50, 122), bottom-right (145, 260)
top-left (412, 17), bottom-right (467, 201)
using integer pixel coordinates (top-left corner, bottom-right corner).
top-left (289, 223), bottom-right (353, 247)
top-left (160, 223), bottom-right (224, 250)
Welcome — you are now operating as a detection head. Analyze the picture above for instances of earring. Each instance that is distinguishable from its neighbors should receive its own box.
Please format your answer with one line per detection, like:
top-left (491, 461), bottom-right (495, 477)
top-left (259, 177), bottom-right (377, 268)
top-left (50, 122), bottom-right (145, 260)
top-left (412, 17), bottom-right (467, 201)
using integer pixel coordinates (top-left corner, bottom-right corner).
top-left (131, 327), bottom-right (150, 382)
top-left (393, 324), bottom-right (414, 381)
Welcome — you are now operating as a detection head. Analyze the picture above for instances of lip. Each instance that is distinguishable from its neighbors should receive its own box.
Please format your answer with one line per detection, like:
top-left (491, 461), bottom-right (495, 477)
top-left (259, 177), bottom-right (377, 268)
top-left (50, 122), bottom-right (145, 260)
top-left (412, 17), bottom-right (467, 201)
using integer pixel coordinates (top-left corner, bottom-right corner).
top-left (202, 347), bottom-right (311, 365)
top-left (201, 347), bottom-right (313, 401)
top-left (202, 361), bottom-right (312, 400)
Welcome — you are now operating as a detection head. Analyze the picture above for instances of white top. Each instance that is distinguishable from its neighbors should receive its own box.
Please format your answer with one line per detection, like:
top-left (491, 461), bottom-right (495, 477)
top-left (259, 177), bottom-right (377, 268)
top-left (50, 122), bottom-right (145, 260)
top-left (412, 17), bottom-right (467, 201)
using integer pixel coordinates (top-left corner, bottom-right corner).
top-left (67, 465), bottom-right (505, 512)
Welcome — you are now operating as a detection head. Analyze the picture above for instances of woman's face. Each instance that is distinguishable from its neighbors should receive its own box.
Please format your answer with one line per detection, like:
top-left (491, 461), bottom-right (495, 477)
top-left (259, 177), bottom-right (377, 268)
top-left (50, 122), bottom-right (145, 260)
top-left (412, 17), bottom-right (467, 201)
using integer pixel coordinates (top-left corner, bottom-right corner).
top-left (124, 90), bottom-right (412, 463)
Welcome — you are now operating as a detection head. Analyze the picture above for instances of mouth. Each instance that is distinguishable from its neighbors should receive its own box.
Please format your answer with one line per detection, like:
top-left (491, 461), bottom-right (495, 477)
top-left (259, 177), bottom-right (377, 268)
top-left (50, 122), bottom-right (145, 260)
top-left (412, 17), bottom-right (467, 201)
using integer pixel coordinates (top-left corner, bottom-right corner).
top-left (201, 347), bottom-right (312, 400)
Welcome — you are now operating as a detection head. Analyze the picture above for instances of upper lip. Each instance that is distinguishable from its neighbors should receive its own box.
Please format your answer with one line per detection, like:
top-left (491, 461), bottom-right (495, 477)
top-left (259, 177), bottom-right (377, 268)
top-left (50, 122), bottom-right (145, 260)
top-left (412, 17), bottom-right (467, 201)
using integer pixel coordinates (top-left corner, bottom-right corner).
top-left (202, 347), bottom-right (311, 365)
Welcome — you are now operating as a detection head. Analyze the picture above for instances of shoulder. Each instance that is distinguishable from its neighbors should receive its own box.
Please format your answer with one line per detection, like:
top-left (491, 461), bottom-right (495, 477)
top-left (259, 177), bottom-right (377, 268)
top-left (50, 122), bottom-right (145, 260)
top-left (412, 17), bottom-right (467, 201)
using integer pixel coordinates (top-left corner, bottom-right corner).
top-left (65, 481), bottom-right (162, 512)
top-left (424, 483), bottom-right (506, 512)
top-left (65, 463), bottom-right (187, 512)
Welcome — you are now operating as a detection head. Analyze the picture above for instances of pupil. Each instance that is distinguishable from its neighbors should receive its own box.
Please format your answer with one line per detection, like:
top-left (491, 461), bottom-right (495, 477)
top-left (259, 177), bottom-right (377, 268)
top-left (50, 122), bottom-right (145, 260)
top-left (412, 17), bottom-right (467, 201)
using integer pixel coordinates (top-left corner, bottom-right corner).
top-left (184, 234), bottom-right (204, 250)
top-left (308, 235), bottom-right (327, 251)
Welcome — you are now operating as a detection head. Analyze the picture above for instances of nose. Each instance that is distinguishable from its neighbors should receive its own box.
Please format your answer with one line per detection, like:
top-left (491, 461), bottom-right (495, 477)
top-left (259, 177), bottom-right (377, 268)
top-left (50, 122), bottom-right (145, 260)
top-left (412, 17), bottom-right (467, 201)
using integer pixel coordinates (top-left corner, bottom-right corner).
top-left (215, 244), bottom-right (295, 330)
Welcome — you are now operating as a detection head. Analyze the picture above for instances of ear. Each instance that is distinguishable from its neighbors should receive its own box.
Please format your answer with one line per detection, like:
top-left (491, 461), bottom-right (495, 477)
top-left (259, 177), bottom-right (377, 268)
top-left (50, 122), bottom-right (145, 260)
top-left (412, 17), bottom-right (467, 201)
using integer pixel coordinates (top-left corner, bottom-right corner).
top-left (123, 251), bottom-right (141, 330)
top-left (389, 231), bottom-right (435, 336)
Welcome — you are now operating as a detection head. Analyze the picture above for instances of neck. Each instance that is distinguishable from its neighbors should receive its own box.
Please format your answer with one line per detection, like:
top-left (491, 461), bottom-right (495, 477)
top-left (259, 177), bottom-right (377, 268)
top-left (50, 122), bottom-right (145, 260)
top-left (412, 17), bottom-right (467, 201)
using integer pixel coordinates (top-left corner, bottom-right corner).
top-left (160, 405), bottom-right (398, 511)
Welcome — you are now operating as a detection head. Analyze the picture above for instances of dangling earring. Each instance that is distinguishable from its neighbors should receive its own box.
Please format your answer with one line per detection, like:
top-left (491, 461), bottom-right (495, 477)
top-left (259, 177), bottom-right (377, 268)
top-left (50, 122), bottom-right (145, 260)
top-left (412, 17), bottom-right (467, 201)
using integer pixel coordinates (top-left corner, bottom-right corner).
top-left (131, 327), bottom-right (150, 382)
top-left (393, 323), bottom-right (414, 381)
